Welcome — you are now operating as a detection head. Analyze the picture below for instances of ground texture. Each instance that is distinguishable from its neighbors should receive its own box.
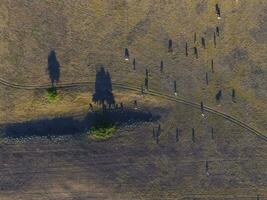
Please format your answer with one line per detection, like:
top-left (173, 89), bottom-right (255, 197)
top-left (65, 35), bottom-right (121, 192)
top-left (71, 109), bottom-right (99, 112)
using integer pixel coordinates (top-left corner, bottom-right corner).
top-left (0, 0), bottom-right (266, 199)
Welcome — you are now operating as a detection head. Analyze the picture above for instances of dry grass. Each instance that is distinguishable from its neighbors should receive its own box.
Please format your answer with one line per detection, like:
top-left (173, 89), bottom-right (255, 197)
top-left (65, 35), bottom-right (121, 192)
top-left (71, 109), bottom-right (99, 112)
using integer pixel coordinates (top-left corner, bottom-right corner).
top-left (0, 97), bottom-right (266, 199)
top-left (0, 0), bottom-right (266, 199)
top-left (0, 0), bottom-right (266, 131)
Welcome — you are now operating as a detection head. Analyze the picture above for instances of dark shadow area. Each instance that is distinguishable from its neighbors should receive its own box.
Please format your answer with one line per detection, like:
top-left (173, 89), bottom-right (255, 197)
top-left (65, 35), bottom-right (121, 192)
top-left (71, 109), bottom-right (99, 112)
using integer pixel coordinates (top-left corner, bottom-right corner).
top-left (47, 50), bottom-right (60, 86)
top-left (1, 108), bottom-right (160, 138)
top-left (93, 67), bottom-right (115, 106)
top-left (2, 117), bottom-right (81, 138)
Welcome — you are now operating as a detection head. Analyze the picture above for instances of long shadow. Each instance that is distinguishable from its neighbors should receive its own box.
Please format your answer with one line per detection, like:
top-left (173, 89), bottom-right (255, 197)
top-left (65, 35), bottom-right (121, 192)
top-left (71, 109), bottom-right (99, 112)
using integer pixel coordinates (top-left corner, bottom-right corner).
top-left (2, 117), bottom-right (81, 138)
top-left (93, 67), bottom-right (115, 106)
top-left (47, 50), bottom-right (60, 87)
top-left (1, 108), bottom-right (160, 138)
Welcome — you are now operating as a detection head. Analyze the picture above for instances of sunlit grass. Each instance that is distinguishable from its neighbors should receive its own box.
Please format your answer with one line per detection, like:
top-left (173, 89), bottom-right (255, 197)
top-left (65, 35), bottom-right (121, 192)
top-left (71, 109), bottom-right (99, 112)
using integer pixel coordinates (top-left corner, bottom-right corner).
top-left (89, 124), bottom-right (117, 141)
top-left (87, 110), bottom-right (117, 141)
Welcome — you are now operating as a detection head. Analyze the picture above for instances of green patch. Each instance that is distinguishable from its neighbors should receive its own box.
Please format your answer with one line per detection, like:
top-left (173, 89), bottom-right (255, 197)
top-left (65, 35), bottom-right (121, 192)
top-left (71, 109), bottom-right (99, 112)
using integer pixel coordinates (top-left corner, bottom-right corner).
top-left (89, 113), bottom-right (117, 141)
top-left (89, 125), bottom-right (116, 141)
top-left (31, 25), bottom-right (41, 40)
top-left (45, 87), bottom-right (59, 103)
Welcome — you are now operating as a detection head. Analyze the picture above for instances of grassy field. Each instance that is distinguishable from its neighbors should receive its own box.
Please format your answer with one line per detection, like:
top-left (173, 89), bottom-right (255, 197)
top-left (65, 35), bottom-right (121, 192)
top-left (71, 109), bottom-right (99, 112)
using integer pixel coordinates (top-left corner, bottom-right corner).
top-left (0, 0), bottom-right (266, 131)
top-left (0, 0), bottom-right (266, 199)
top-left (0, 89), bottom-right (266, 199)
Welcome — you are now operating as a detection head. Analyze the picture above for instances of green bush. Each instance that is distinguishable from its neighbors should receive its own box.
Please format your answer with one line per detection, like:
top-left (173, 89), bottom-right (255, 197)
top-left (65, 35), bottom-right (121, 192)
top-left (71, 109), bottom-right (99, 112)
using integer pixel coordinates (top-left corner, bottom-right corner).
top-left (45, 87), bottom-right (59, 103)
top-left (89, 114), bottom-right (116, 141)
top-left (89, 124), bottom-right (116, 141)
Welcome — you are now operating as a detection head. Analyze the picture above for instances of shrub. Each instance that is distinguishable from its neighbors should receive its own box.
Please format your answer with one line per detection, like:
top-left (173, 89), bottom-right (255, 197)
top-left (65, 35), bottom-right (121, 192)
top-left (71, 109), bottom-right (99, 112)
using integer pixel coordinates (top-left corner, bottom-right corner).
top-left (89, 123), bottom-right (116, 141)
top-left (89, 113), bottom-right (117, 141)
top-left (45, 87), bottom-right (59, 103)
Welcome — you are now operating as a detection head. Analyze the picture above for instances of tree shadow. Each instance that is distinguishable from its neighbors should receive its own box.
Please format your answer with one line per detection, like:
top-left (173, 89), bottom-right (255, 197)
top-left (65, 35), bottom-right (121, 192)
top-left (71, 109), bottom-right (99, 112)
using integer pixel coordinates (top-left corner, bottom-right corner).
top-left (47, 50), bottom-right (60, 87)
top-left (93, 67), bottom-right (115, 106)
top-left (1, 108), bottom-right (160, 138)
top-left (2, 117), bottom-right (82, 138)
